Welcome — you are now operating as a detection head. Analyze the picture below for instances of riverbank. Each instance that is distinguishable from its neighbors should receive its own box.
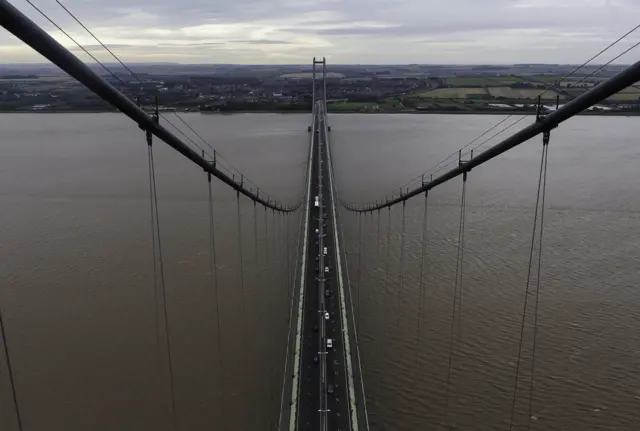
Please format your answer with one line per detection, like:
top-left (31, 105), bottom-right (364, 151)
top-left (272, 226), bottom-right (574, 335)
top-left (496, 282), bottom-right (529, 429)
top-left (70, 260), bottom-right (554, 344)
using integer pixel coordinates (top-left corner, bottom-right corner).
top-left (3, 109), bottom-right (639, 116)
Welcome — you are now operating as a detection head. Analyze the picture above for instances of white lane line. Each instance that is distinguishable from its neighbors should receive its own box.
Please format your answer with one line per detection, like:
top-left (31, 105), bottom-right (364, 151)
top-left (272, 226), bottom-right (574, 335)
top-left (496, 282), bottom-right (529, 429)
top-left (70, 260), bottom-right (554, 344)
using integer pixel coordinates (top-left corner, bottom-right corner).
top-left (330, 159), bottom-right (372, 431)
top-left (323, 111), bottom-right (359, 431)
top-left (277, 124), bottom-right (311, 430)
top-left (287, 110), bottom-right (315, 431)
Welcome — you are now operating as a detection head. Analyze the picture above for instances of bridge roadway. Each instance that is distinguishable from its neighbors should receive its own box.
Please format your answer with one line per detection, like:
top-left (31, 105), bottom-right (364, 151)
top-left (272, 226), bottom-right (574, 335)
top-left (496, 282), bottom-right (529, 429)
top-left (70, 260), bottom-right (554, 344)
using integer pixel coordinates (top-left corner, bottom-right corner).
top-left (279, 100), bottom-right (368, 431)
top-left (295, 106), bottom-right (351, 431)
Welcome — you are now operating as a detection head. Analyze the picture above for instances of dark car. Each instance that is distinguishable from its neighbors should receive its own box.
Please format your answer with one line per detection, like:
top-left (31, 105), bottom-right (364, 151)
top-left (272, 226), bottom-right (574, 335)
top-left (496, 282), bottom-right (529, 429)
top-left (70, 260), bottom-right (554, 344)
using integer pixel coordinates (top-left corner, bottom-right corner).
top-left (327, 384), bottom-right (334, 394)
top-left (313, 325), bottom-right (318, 332)
top-left (313, 356), bottom-right (319, 364)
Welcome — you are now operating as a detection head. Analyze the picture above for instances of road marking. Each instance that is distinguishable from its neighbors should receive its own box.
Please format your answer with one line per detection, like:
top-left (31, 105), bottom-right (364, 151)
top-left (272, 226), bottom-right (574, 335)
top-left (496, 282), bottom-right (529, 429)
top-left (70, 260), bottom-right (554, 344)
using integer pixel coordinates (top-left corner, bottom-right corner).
top-left (287, 109), bottom-right (315, 431)
top-left (323, 111), bottom-right (358, 431)
top-left (325, 114), bottom-right (371, 431)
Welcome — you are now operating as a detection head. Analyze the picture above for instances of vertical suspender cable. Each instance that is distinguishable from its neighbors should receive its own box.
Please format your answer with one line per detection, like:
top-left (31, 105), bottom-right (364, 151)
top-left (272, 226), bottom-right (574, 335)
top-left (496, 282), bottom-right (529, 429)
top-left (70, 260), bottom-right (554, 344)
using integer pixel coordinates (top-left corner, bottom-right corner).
top-left (207, 174), bottom-right (225, 422)
top-left (527, 142), bottom-right (549, 430)
top-left (286, 212), bottom-right (292, 320)
top-left (236, 193), bottom-right (248, 430)
top-left (147, 145), bottom-right (160, 350)
top-left (397, 201), bottom-right (407, 327)
top-left (271, 210), bottom-right (278, 311)
top-left (0, 308), bottom-right (22, 431)
top-left (383, 206), bottom-right (392, 375)
top-left (356, 212), bottom-right (363, 331)
top-left (458, 179), bottom-right (467, 344)
top-left (444, 175), bottom-right (467, 423)
top-left (263, 207), bottom-right (271, 380)
top-left (375, 210), bottom-right (381, 340)
top-left (252, 203), bottom-right (260, 413)
top-left (384, 207), bottom-right (392, 305)
top-left (264, 207), bottom-right (270, 285)
top-left (508, 141), bottom-right (548, 431)
top-left (415, 192), bottom-right (429, 369)
top-left (147, 138), bottom-right (177, 430)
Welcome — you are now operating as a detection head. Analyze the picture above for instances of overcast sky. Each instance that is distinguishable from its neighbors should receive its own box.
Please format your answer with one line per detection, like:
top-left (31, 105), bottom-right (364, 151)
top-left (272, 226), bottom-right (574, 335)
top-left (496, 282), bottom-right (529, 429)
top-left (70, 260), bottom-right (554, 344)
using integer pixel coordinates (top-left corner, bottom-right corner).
top-left (1, 0), bottom-right (640, 64)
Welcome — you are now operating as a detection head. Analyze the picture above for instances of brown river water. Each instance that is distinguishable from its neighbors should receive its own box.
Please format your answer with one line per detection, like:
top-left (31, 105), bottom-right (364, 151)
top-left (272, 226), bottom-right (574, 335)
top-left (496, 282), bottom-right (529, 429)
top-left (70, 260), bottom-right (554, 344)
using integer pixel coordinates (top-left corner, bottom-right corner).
top-left (0, 113), bottom-right (639, 430)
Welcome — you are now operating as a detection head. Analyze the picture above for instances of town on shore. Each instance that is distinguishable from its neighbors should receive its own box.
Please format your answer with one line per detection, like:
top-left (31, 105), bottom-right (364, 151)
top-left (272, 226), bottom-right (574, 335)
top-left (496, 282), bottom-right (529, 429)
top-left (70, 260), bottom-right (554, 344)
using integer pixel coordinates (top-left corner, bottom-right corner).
top-left (1, 63), bottom-right (639, 115)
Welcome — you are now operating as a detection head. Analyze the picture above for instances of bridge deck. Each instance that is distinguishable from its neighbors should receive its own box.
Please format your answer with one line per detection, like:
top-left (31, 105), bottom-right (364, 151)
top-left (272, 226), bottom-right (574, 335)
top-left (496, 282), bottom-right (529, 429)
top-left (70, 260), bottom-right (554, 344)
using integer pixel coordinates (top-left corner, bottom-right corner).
top-left (280, 103), bottom-right (367, 431)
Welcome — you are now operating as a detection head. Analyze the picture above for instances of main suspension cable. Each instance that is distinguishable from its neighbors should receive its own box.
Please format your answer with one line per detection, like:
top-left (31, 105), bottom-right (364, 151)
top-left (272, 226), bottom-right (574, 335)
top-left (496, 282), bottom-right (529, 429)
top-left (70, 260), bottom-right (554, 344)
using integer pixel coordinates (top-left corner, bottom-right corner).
top-left (24, 0), bottom-right (127, 86)
top-left (47, 0), bottom-right (285, 205)
top-left (207, 174), bottom-right (225, 421)
top-left (508, 139), bottom-right (548, 431)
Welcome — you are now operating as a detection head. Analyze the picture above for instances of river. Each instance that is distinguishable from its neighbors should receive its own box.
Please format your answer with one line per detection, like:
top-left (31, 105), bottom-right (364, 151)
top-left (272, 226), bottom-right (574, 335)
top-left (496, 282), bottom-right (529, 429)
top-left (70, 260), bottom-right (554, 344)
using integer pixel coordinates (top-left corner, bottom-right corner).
top-left (0, 113), bottom-right (639, 430)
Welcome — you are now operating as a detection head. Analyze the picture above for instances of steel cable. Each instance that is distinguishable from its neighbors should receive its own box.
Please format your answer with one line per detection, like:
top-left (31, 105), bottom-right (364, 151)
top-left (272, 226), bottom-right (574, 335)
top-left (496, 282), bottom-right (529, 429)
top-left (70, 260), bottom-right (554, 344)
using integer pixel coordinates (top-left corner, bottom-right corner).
top-left (207, 174), bottom-right (225, 422)
top-left (508, 141), bottom-right (548, 431)
top-left (444, 175), bottom-right (467, 424)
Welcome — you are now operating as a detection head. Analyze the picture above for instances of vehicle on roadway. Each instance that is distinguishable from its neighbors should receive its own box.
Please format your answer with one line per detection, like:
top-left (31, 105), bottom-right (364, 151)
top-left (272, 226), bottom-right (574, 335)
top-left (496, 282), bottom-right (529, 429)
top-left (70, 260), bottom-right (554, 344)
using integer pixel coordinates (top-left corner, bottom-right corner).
top-left (313, 356), bottom-right (319, 364)
top-left (324, 266), bottom-right (329, 273)
top-left (323, 246), bottom-right (327, 255)
top-left (327, 384), bottom-right (334, 394)
top-left (327, 338), bottom-right (333, 349)
top-left (324, 311), bottom-right (330, 320)
top-left (314, 196), bottom-right (319, 207)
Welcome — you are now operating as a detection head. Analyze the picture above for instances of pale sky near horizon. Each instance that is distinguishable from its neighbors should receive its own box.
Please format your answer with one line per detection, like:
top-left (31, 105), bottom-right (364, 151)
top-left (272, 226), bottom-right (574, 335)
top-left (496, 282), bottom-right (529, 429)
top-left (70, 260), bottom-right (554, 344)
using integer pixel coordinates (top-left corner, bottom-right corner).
top-left (1, 0), bottom-right (639, 65)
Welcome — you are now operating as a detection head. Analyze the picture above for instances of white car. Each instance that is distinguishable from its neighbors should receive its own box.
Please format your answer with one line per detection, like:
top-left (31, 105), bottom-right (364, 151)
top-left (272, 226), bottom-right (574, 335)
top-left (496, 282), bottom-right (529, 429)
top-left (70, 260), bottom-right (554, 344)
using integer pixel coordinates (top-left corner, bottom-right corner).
top-left (324, 312), bottom-right (330, 320)
top-left (323, 247), bottom-right (327, 255)
top-left (327, 339), bottom-right (333, 349)
top-left (324, 267), bottom-right (329, 273)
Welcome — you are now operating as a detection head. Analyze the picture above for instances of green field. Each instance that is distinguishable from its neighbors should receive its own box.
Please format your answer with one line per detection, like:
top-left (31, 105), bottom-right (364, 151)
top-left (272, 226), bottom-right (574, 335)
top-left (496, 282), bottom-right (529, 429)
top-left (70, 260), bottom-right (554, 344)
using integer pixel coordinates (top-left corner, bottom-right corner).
top-left (607, 90), bottom-right (640, 101)
top-left (280, 72), bottom-right (345, 79)
top-left (328, 101), bottom-right (377, 111)
top-left (418, 87), bottom-right (488, 98)
top-left (445, 77), bottom-right (496, 86)
top-left (444, 76), bottom-right (525, 86)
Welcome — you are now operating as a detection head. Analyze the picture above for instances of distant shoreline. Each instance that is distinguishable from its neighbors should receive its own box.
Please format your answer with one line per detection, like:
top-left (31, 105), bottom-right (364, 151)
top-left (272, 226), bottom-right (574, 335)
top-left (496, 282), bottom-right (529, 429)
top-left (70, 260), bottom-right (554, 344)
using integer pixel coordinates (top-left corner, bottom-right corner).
top-left (2, 109), bottom-right (640, 117)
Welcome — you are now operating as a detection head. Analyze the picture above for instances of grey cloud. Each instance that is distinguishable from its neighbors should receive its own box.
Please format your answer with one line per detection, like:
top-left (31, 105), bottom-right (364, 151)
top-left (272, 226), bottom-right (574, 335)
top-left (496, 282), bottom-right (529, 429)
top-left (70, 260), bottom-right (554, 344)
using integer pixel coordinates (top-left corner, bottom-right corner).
top-left (4, 0), bottom-right (640, 63)
top-left (231, 39), bottom-right (292, 45)
top-left (69, 44), bottom-right (135, 50)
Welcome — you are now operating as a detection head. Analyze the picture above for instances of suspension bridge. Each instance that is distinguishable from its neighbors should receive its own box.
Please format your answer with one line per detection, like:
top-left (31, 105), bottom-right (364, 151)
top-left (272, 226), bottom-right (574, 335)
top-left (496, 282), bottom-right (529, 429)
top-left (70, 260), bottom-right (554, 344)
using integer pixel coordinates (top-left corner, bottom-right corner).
top-left (2, 0), bottom-right (640, 430)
